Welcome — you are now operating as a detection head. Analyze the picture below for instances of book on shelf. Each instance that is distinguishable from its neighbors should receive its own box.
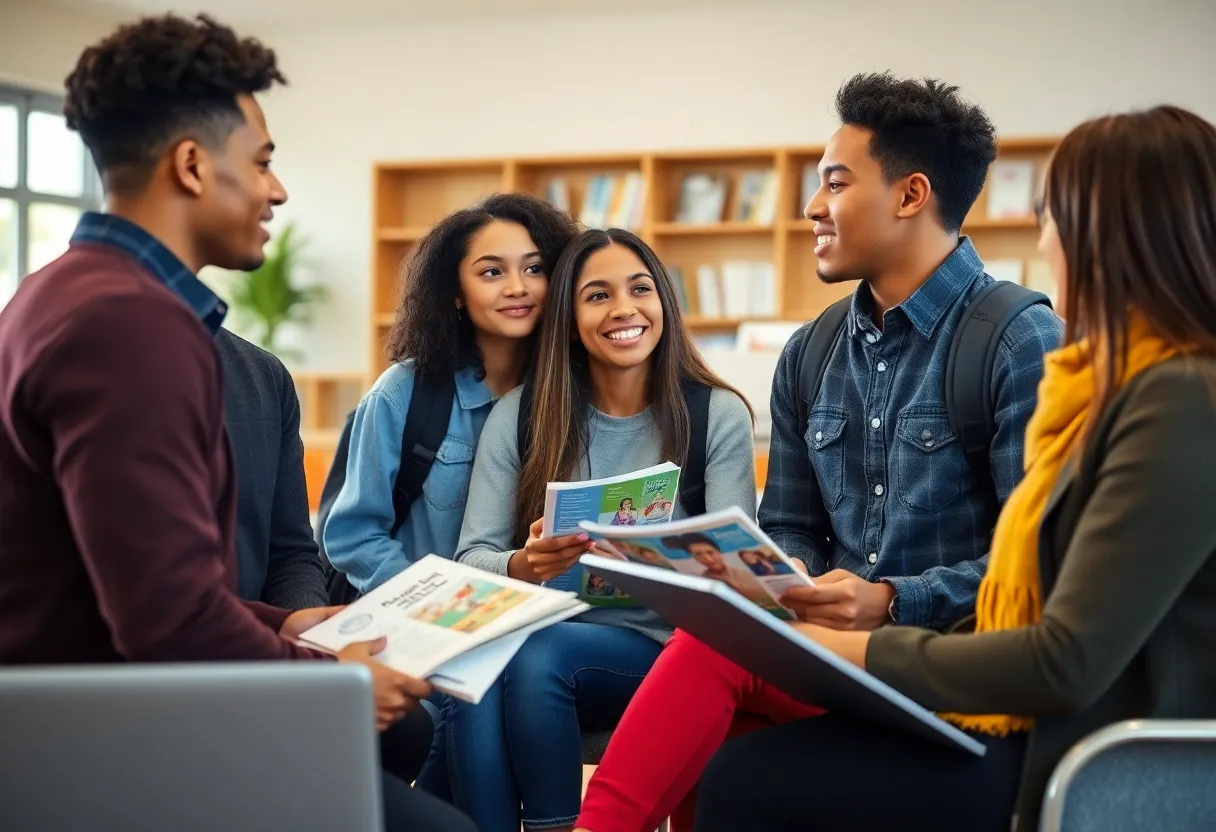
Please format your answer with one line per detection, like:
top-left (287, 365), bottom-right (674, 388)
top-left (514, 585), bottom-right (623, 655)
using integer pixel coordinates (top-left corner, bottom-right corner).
top-left (540, 462), bottom-right (682, 607)
top-left (676, 173), bottom-right (728, 225)
top-left (544, 177), bottom-right (571, 213)
top-left (1024, 258), bottom-right (1056, 305)
top-left (298, 556), bottom-right (588, 704)
top-left (695, 265), bottom-right (723, 317)
top-left (577, 173), bottom-right (645, 231)
top-left (695, 261), bottom-right (777, 319)
top-left (732, 170), bottom-right (778, 224)
top-left (984, 259), bottom-right (1024, 286)
top-left (669, 265), bottom-right (691, 313)
top-left (800, 162), bottom-right (822, 215)
top-left (986, 160), bottom-right (1036, 220)
top-left (577, 506), bottom-right (812, 617)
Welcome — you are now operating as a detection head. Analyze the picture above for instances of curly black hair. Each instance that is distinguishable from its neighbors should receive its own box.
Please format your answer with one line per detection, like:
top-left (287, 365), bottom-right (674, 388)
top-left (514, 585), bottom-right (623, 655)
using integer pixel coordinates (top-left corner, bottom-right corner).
top-left (63, 14), bottom-right (285, 182)
top-left (387, 192), bottom-right (580, 378)
top-left (835, 72), bottom-right (997, 233)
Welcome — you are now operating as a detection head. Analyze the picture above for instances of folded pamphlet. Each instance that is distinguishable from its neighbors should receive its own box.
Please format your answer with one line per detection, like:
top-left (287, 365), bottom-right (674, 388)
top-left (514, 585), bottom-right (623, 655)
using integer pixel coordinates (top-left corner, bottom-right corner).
top-left (298, 555), bottom-right (589, 704)
top-left (540, 462), bottom-right (681, 605)
top-left (577, 507), bottom-right (812, 618)
top-left (543, 461), bottom-right (681, 537)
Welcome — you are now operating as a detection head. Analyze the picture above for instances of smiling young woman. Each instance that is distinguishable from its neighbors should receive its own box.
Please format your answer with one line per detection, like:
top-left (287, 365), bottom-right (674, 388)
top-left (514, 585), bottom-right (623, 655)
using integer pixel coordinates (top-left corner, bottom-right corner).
top-left (448, 228), bottom-right (757, 832)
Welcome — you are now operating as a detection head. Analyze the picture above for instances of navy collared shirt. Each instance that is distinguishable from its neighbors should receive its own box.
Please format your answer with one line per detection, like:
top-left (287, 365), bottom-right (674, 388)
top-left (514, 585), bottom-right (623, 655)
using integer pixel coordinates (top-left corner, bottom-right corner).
top-left (70, 211), bottom-right (227, 333)
top-left (759, 238), bottom-right (1064, 628)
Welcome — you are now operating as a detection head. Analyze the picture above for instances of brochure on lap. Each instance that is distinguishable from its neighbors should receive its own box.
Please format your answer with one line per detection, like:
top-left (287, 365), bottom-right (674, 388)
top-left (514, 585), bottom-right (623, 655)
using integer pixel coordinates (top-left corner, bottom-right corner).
top-left (577, 507), bottom-right (812, 619)
top-left (298, 555), bottom-right (588, 703)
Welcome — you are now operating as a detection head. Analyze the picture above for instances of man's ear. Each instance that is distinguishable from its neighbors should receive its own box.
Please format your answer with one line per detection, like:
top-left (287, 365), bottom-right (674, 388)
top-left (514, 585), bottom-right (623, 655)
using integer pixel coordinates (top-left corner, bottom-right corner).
top-left (170, 139), bottom-right (207, 197)
top-left (894, 172), bottom-right (933, 219)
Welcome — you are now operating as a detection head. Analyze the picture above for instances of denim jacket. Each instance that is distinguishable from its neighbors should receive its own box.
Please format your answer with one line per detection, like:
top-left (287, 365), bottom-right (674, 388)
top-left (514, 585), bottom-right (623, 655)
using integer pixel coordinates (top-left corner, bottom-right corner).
top-left (758, 239), bottom-right (1064, 628)
top-left (322, 361), bottom-right (495, 593)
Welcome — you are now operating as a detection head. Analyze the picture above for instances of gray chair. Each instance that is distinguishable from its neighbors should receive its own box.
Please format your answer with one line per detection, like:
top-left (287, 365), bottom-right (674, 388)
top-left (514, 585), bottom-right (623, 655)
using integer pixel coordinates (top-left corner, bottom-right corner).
top-left (581, 730), bottom-right (669, 832)
top-left (1039, 719), bottom-right (1216, 832)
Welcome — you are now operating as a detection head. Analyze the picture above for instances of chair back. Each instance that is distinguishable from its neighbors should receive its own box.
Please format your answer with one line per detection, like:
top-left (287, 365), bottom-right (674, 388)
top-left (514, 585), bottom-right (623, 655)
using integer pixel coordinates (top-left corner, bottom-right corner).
top-left (1040, 719), bottom-right (1216, 832)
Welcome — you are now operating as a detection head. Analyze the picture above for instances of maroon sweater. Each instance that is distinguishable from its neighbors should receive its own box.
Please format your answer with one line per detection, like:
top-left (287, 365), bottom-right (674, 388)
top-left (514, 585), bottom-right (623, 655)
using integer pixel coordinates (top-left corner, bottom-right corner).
top-left (0, 244), bottom-right (326, 663)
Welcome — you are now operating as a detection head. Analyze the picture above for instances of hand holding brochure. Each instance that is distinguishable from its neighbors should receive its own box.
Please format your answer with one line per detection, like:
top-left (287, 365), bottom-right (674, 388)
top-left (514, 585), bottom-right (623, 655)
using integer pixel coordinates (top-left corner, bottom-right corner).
top-left (578, 507), bottom-right (812, 619)
top-left (298, 555), bottom-right (588, 704)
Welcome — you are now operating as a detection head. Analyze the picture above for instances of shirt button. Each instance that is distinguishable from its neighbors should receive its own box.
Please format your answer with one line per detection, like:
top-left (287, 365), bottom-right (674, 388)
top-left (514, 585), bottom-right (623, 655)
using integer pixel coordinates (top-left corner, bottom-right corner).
top-left (815, 430), bottom-right (823, 442)
top-left (870, 417), bottom-right (881, 429)
top-left (866, 333), bottom-right (877, 344)
top-left (868, 552), bottom-right (878, 564)
top-left (921, 429), bottom-right (933, 440)
top-left (877, 361), bottom-right (887, 372)
top-left (874, 484), bottom-right (884, 496)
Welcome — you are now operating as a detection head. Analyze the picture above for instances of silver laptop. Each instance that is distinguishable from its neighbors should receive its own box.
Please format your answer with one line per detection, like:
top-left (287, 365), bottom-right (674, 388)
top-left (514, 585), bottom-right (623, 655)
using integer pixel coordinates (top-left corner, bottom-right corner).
top-left (0, 662), bottom-right (382, 832)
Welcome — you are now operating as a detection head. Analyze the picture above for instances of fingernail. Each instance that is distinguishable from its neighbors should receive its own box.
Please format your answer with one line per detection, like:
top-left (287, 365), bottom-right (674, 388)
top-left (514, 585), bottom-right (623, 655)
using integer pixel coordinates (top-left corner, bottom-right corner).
top-left (577, 534), bottom-right (588, 542)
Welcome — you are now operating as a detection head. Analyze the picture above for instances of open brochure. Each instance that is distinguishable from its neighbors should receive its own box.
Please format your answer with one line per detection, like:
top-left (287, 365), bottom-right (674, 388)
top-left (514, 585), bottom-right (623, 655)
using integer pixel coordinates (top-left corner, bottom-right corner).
top-left (577, 507), bottom-right (812, 618)
top-left (298, 555), bottom-right (589, 704)
top-left (542, 461), bottom-right (681, 538)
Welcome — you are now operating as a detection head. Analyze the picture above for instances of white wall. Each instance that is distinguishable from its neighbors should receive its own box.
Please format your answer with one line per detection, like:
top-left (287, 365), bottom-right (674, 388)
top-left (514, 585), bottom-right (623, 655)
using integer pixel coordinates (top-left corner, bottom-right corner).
top-left (0, 2), bottom-right (119, 91)
top-left (4, 0), bottom-right (1216, 373)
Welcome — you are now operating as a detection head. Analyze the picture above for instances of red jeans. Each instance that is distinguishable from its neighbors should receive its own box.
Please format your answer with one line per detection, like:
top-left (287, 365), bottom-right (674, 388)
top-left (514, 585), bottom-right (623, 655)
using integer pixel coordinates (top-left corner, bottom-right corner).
top-left (576, 629), bottom-right (824, 832)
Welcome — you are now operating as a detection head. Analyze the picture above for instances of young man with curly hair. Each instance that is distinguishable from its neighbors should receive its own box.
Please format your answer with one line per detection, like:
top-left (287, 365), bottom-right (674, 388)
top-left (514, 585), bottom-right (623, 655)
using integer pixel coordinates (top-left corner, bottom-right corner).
top-left (574, 73), bottom-right (1064, 832)
top-left (0, 14), bottom-right (473, 832)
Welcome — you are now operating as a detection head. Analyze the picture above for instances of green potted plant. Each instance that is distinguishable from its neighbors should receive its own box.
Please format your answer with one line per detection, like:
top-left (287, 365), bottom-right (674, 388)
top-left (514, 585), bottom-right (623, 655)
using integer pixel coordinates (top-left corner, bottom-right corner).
top-left (224, 221), bottom-right (325, 360)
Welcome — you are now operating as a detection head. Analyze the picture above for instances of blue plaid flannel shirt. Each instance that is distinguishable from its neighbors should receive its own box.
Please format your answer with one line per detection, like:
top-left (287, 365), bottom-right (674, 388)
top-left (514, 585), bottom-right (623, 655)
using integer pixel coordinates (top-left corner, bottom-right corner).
top-left (70, 211), bottom-right (227, 334)
top-left (758, 238), bottom-right (1063, 629)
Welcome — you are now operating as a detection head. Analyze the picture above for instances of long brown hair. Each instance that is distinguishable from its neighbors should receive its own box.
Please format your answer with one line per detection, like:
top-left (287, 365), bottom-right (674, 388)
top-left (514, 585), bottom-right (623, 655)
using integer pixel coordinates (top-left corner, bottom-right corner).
top-left (1045, 105), bottom-right (1216, 426)
top-left (514, 228), bottom-right (753, 544)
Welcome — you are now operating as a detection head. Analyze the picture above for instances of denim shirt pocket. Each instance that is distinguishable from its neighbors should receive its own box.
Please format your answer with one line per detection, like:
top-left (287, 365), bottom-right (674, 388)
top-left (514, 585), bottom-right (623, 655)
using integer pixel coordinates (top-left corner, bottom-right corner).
top-left (421, 436), bottom-right (476, 512)
top-left (805, 407), bottom-right (848, 511)
top-left (894, 405), bottom-right (966, 512)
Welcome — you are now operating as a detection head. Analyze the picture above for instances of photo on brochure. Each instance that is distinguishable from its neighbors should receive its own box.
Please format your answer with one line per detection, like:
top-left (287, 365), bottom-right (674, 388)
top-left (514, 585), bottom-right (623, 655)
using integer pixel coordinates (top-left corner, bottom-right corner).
top-left (578, 507), bottom-right (811, 620)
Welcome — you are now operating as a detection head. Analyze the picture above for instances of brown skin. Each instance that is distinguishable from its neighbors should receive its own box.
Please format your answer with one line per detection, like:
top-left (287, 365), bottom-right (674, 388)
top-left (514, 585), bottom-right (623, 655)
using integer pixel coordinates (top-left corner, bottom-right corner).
top-left (104, 93), bottom-right (432, 729)
top-left (457, 220), bottom-right (550, 396)
top-left (106, 94), bottom-right (285, 274)
top-left (808, 123), bottom-right (959, 325)
top-left (509, 244), bottom-right (667, 584)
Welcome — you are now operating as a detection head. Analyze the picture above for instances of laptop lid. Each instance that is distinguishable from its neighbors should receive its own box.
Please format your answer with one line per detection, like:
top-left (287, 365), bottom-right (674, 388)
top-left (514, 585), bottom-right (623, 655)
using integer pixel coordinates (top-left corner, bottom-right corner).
top-left (0, 662), bottom-right (382, 832)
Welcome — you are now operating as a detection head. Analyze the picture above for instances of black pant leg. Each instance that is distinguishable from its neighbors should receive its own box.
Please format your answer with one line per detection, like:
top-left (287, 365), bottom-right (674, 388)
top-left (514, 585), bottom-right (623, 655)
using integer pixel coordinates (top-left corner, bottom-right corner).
top-left (379, 705), bottom-right (435, 785)
top-left (695, 712), bottom-right (1025, 832)
top-left (380, 771), bottom-right (477, 832)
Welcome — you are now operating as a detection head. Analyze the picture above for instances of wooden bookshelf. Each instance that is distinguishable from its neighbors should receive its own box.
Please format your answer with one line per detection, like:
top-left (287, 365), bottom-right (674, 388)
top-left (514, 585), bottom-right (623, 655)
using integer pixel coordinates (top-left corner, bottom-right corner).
top-left (293, 371), bottom-right (368, 511)
top-left (369, 138), bottom-right (1057, 378)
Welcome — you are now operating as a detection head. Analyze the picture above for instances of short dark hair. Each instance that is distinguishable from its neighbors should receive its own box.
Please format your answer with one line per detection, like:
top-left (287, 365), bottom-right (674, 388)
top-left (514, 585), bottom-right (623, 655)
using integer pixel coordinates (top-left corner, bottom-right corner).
top-left (387, 192), bottom-right (579, 378)
top-left (835, 72), bottom-right (997, 232)
top-left (64, 14), bottom-right (285, 181)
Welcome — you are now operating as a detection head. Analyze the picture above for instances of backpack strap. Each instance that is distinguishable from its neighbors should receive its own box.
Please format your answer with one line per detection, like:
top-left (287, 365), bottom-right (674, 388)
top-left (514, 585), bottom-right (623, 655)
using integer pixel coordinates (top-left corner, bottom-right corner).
top-left (516, 378), bottom-right (535, 467)
top-left (679, 381), bottom-right (711, 517)
top-left (945, 280), bottom-right (1052, 485)
top-left (390, 371), bottom-right (456, 538)
top-left (796, 297), bottom-right (851, 430)
top-left (315, 409), bottom-right (357, 571)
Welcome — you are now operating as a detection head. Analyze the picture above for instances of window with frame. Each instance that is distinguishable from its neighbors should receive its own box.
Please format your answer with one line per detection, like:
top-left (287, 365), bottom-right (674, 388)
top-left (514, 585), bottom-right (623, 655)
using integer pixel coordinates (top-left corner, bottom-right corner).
top-left (0, 84), bottom-right (102, 308)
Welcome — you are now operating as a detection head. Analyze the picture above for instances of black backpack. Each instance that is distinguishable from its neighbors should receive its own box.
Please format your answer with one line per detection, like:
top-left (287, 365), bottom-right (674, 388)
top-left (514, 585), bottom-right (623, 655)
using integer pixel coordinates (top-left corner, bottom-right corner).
top-left (796, 280), bottom-right (1051, 490)
top-left (316, 372), bottom-right (455, 605)
top-left (315, 374), bottom-right (712, 604)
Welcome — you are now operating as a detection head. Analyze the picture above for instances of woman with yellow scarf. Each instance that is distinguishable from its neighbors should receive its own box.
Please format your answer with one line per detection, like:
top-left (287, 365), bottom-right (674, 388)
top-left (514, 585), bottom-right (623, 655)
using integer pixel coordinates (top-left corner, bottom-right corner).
top-left (695, 105), bottom-right (1216, 832)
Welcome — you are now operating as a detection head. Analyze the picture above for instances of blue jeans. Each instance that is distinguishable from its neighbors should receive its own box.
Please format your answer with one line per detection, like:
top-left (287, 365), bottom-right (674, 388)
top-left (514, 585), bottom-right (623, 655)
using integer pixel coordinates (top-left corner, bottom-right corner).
top-left (418, 621), bottom-right (661, 832)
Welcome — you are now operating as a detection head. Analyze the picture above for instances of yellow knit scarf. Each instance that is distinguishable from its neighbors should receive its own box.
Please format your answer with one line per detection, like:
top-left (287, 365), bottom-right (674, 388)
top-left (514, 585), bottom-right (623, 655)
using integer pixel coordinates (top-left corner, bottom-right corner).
top-left (942, 315), bottom-right (1179, 736)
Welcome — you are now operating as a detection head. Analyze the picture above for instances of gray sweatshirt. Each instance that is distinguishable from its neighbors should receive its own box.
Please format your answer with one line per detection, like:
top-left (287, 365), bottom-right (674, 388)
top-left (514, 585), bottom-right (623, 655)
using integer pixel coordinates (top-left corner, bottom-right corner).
top-left (456, 386), bottom-right (757, 644)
